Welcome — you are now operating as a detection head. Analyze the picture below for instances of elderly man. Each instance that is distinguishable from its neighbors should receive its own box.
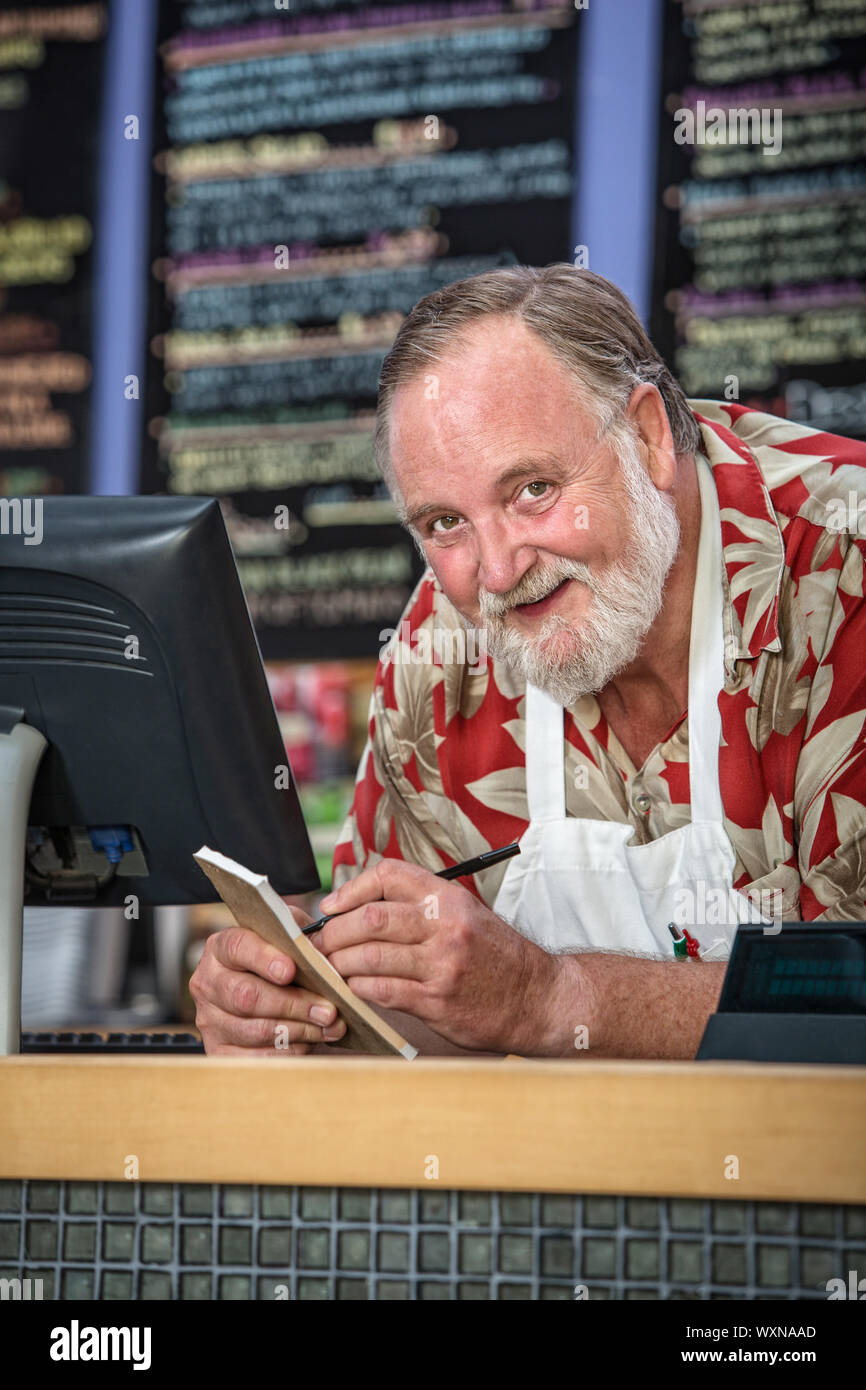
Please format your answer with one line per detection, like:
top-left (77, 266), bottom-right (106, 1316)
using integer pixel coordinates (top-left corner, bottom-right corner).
top-left (191, 265), bottom-right (866, 1060)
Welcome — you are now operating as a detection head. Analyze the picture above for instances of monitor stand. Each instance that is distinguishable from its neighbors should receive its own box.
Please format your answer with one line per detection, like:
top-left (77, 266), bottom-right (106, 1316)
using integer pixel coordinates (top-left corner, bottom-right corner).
top-left (0, 707), bottom-right (47, 1056)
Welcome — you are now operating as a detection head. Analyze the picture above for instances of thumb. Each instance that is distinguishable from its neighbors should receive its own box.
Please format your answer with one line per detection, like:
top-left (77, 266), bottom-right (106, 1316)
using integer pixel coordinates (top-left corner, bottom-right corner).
top-left (280, 896), bottom-right (315, 931)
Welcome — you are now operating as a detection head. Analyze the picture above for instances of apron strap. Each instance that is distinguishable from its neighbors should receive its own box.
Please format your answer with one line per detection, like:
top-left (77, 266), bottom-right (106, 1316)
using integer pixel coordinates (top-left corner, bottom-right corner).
top-left (522, 452), bottom-right (727, 829)
top-left (525, 681), bottom-right (566, 821)
top-left (687, 453), bottom-right (727, 827)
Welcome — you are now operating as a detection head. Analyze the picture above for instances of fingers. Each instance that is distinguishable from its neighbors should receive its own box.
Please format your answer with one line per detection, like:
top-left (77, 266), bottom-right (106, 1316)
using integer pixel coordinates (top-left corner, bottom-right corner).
top-left (189, 926), bottom-right (348, 1054)
top-left (327, 933), bottom-right (431, 983)
top-left (347, 974), bottom-right (426, 1016)
top-left (211, 923), bottom-right (300, 985)
top-left (312, 900), bottom-right (428, 957)
top-left (198, 932), bottom-right (332, 1020)
top-left (195, 1003), bottom-right (346, 1053)
top-left (319, 859), bottom-right (442, 916)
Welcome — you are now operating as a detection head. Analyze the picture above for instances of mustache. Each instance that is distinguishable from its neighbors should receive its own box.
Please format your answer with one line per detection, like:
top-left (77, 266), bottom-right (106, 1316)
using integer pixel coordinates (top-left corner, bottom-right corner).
top-left (478, 559), bottom-right (597, 620)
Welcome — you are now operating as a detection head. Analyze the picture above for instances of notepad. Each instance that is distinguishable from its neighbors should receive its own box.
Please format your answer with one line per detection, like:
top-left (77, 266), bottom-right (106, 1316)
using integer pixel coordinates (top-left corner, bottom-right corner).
top-left (193, 846), bottom-right (417, 1059)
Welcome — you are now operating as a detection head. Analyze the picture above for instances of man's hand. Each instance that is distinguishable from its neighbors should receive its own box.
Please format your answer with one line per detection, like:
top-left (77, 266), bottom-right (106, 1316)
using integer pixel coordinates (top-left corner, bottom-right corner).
top-left (190, 904), bottom-right (348, 1056)
top-left (311, 859), bottom-right (580, 1055)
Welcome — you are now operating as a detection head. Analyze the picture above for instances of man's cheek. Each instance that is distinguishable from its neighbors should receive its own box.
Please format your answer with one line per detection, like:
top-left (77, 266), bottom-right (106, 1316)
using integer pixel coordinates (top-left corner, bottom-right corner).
top-left (427, 554), bottom-right (473, 613)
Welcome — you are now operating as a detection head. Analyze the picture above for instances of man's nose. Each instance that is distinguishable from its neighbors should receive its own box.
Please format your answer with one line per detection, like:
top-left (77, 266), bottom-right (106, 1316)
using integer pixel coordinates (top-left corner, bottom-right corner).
top-left (475, 519), bottom-right (536, 597)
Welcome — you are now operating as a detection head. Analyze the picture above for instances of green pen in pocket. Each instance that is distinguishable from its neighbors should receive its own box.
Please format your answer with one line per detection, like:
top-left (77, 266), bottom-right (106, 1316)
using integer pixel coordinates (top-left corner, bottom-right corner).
top-left (667, 922), bottom-right (689, 960)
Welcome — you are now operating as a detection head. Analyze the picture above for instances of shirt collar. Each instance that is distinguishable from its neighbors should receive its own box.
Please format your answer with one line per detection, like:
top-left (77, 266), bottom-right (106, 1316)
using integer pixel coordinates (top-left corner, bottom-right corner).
top-left (690, 402), bottom-right (785, 677)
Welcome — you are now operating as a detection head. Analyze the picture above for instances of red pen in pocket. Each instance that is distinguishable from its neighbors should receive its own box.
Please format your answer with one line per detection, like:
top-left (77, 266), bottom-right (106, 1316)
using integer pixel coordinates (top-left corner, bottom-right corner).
top-left (682, 929), bottom-right (702, 961)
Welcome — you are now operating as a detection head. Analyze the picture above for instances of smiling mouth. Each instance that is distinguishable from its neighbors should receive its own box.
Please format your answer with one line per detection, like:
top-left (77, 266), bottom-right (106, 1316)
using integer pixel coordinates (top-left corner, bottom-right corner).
top-left (512, 577), bottom-right (571, 617)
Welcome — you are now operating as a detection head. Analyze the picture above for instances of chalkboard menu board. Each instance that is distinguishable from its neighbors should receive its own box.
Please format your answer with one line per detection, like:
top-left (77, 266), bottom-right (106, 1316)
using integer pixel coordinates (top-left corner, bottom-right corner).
top-left (144, 0), bottom-right (578, 660)
top-left (0, 0), bottom-right (107, 496)
top-left (651, 0), bottom-right (866, 440)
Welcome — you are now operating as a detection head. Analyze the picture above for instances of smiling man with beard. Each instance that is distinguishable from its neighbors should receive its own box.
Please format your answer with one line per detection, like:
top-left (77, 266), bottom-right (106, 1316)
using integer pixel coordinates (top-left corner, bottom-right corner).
top-left (191, 265), bottom-right (866, 1060)
top-left (463, 415), bottom-right (682, 708)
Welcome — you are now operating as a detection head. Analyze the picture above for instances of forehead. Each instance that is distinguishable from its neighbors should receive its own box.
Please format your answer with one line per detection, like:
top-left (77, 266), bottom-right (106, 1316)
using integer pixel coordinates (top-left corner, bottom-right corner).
top-left (388, 316), bottom-right (596, 477)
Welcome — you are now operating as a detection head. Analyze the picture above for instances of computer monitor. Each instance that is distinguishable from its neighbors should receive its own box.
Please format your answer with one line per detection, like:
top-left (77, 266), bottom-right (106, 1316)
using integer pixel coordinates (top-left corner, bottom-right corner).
top-left (0, 495), bottom-right (320, 1053)
top-left (696, 922), bottom-right (866, 1064)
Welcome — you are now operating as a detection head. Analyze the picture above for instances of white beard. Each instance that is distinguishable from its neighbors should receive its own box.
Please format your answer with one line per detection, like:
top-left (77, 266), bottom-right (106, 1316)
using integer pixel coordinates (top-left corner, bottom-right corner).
top-left (457, 436), bottom-right (682, 706)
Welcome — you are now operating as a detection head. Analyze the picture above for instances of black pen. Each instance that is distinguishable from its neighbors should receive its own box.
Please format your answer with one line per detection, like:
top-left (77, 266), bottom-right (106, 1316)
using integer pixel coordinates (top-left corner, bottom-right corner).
top-left (301, 841), bottom-right (521, 936)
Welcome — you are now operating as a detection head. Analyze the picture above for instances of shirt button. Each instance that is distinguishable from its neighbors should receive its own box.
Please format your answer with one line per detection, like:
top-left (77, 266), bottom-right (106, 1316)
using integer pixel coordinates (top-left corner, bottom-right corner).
top-left (633, 793), bottom-right (651, 814)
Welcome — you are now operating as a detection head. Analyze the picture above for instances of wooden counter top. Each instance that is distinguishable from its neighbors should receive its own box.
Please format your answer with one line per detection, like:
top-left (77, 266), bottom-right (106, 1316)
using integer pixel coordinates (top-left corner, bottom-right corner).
top-left (1, 1056), bottom-right (864, 1201)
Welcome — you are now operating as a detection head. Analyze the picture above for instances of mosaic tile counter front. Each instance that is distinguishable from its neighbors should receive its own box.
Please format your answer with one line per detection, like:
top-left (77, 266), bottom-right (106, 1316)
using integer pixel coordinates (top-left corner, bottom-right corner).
top-left (1, 1181), bottom-right (864, 1300)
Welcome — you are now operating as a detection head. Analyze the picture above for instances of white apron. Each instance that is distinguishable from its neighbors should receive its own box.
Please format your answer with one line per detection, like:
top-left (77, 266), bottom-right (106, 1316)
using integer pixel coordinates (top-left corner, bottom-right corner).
top-left (492, 454), bottom-right (765, 962)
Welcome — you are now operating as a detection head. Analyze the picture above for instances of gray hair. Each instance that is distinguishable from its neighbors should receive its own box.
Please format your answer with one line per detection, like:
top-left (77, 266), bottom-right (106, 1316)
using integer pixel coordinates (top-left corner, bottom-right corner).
top-left (374, 263), bottom-right (700, 522)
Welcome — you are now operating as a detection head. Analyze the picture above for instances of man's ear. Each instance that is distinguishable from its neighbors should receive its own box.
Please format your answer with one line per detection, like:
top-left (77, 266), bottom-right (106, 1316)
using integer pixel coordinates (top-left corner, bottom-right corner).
top-left (626, 384), bottom-right (677, 491)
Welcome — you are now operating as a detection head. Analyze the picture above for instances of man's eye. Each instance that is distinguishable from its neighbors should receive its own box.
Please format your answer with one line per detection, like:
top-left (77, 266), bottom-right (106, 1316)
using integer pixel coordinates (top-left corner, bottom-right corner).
top-left (522, 481), bottom-right (549, 499)
top-left (430, 515), bottom-right (461, 533)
